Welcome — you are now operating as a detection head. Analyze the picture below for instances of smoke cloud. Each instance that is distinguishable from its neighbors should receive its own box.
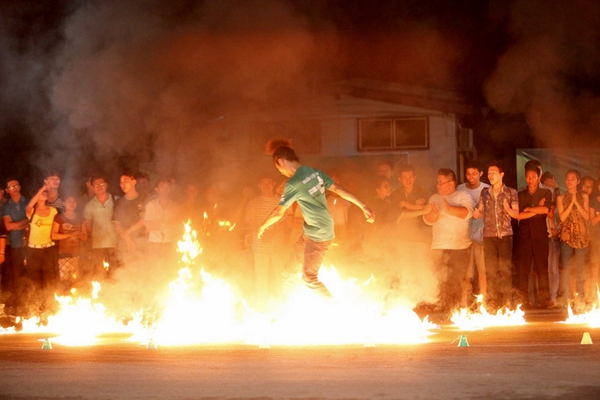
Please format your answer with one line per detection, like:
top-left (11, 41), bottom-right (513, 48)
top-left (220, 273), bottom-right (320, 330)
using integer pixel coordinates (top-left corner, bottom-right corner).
top-left (484, 0), bottom-right (600, 147)
top-left (0, 0), bottom-right (487, 320)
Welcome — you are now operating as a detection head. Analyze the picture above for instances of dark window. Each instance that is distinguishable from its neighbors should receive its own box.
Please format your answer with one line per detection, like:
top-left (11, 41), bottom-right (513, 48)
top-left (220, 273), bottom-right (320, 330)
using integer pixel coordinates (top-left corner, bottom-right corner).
top-left (359, 117), bottom-right (429, 151)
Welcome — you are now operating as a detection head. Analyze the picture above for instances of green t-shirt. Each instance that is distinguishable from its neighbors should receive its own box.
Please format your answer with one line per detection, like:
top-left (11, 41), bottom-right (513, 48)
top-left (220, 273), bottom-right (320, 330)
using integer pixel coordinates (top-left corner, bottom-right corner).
top-left (279, 165), bottom-right (335, 242)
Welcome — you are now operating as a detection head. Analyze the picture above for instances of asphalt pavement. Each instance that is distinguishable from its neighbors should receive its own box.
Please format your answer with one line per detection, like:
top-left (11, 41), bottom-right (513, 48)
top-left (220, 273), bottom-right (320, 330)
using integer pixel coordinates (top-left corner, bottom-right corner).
top-left (1, 309), bottom-right (599, 400)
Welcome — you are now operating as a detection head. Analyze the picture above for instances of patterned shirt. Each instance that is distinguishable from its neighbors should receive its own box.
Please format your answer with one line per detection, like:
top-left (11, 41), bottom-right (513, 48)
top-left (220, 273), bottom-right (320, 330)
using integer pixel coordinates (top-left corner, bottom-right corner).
top-left (479, 185), bottom-right (519, 238)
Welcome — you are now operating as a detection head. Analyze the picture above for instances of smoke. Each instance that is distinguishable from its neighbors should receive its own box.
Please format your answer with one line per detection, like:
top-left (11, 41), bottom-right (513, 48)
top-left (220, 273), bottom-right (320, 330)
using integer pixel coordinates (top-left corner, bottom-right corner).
top-left (49, 0), bottom-right (325, 185)
top-left (483, 0), bottom-right (600, 147)
top-left (0, 0), bottom-right (484, 320)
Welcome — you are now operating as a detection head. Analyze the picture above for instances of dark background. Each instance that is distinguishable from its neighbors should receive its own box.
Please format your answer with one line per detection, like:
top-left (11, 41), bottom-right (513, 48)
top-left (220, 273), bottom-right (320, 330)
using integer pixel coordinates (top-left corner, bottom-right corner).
top-left (1, 0), bottom-right (599, 194)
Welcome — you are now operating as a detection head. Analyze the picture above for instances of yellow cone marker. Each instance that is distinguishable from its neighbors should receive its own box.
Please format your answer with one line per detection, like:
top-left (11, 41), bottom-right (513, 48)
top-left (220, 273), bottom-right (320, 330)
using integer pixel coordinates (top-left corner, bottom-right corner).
top-left (146, 338), bottom-right (157, 350)
top-left (581, 332), bottom-right (593, 345)
top-left (458, 334), bottom-right (469, 347)
top-left (41, 338), bottom-right (52, 350)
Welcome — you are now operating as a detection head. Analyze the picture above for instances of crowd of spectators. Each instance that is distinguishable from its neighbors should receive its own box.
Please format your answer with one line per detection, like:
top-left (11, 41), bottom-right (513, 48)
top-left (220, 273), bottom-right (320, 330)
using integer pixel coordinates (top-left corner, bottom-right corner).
top-left (1, 157), bottom-right (600, 325)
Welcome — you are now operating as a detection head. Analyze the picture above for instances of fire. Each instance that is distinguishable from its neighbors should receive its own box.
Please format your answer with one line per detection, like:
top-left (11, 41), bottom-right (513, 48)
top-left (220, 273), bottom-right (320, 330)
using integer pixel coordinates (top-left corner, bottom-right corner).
top-left (243, 267), bottom-right (437, 346)
top-left (451, 295), bottom-right (526, 330)
top-left (217, 220), bottom-right (236, 231)
top-left (103, 260), bottom-right (109, 271)
top-left (1, 221), bottom-right (437, 346)
top-left (562, 286), bottom-right (600, 328)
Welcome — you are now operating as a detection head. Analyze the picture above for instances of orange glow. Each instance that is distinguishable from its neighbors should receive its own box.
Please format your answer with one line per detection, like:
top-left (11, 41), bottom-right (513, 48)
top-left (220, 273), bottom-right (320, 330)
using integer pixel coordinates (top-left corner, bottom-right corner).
top-left (1, 222), bottom-right (437, 346)
top-left (451, 295), bottom-right (526, 330)
top-left (563, 286), bottom-right (600, 328)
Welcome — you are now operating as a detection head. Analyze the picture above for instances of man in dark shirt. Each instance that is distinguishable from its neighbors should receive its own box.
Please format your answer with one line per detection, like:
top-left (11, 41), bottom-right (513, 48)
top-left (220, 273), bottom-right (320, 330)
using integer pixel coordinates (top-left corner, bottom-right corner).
top-left (510, 166), bottom-right (553, 308)
top-left (391, 164), bottom-right (431, 244)
top-left (112, 172), bottom-right (146, 266)
top-left (2, 179), bottom-right (29, 315)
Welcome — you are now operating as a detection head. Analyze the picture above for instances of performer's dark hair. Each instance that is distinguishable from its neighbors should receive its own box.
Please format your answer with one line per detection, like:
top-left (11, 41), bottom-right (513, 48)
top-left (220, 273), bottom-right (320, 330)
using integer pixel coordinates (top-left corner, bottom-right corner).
top-left (266, 139), bottom-right (299, 164)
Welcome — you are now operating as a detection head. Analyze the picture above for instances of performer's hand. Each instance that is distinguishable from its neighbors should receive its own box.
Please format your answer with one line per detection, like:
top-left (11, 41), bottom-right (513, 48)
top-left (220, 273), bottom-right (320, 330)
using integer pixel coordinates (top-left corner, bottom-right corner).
top-left (257, 225), bottom-right (267, 239)
top-left (363, 206), bottom-right (375, 223)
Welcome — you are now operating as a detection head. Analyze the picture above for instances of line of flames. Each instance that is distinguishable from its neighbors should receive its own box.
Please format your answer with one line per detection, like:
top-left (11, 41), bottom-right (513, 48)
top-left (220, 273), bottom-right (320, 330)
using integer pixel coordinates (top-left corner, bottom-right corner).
top-left (9, 222), bottom-right (599, 345)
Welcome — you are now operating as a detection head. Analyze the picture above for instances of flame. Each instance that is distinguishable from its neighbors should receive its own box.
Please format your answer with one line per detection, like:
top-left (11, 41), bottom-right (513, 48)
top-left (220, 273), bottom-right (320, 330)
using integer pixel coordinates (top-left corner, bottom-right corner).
top-left (217, 220), bottom-right (236, 231)
top-left (451, 295), bottom-right (526, 330)
top-left (1, 221), bottom-right (437, 346)
top-left (103, 260), bottom-right (109, 271)
top-left (562, 286), bottom-right (600, 328)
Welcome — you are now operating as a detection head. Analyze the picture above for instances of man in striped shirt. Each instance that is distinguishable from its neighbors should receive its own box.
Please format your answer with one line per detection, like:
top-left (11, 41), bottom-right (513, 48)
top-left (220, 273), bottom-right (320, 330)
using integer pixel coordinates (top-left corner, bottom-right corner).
top-left (245, 176), bottom-right (287, 312)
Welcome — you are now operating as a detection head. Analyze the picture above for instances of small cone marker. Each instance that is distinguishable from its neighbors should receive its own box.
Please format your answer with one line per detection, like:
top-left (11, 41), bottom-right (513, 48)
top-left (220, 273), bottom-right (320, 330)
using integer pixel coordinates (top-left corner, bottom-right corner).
top-left (146, 338), bottom-right (157, 350)
top-left (581, 332), bottom-right (593, 345)
top-left (458, 334), bottom-right (469, 347)
top-left (41, 338), bottom-right (52, 350)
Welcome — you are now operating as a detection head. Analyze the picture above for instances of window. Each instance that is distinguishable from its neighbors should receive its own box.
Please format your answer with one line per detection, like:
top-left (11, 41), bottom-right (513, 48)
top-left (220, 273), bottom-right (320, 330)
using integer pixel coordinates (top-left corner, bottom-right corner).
top-left (358, 117), bottom-right (429, 151)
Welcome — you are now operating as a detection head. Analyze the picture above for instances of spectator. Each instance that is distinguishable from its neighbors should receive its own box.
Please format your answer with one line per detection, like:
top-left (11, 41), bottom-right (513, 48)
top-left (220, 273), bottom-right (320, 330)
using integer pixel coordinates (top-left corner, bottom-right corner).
top-left (557, 169), bottom-right (590, 308)
top-left (392, 164), bottom-right (431, 244)
top-left (579, 176), bottom-right (595, 197)
top-left (457, 161), bottom-right (490, 297)
top-left (377, 161), bottom-right (396, 191)
top-left (370, 177), bottom-right (395, 230)
top-left (144, 178), bottom-right (180, 262)
top-left (475, 161), bottom-right (518, 307)
top-left (113, 171), bottom-right (146, 266)
top-left (136, 171), bottom-right (151, 204)
top-left (423, 168), bottom-right (474, 312)
top-left (541, 171), bottom-right (561, 307)
top-left (83, 174), bottom-right (118, 278)
top-left (588, 178), bottom-right (600, 305)
top-left (244, 176), bottom-right (287, 311)
top-left (77, 175), bottom-right (96, 212)
top-left (43, 169), bottom-right (64, 213)
top-left (25, 185), bottom-right (59, 317)
top-left (2, 179), bottom-right (29, 316)
top-left (509, 165), bottom-right (553, 309)
top-left (52, 195), bottom-right (87, 293)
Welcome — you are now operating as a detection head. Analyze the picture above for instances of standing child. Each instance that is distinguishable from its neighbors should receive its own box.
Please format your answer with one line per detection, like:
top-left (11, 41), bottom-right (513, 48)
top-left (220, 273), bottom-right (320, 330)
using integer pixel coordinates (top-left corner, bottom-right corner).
top-left (52, 196), bottom-right (87, 292)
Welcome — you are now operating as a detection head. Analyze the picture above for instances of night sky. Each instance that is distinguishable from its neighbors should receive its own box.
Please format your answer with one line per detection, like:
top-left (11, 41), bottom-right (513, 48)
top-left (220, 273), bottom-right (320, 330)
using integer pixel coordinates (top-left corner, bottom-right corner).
top-left (1, 0), bottom-right (600, 192)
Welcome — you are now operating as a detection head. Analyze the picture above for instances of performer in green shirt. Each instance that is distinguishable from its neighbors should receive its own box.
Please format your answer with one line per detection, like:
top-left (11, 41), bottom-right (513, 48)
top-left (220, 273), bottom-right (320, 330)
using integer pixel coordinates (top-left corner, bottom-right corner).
top-left (258, 139), bottom-right (375, 297)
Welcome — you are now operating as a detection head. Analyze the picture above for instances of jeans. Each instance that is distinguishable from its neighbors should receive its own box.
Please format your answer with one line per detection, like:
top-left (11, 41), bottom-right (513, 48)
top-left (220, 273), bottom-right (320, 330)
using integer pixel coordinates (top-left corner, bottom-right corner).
top-left (468, 242), bottom-right (487, 296)
top-left (560, 242), bottom-right (588, 300)
top-left (548, 237), bottom-right (560, 301)
top-left (483, 236), bottom-right (513, 305)
top-left (430, 247), bottom-right (472, 310)
top-left (517, 236), bottom-right (550, 305)
top-left (293, 235), bottom-right (333, 297)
